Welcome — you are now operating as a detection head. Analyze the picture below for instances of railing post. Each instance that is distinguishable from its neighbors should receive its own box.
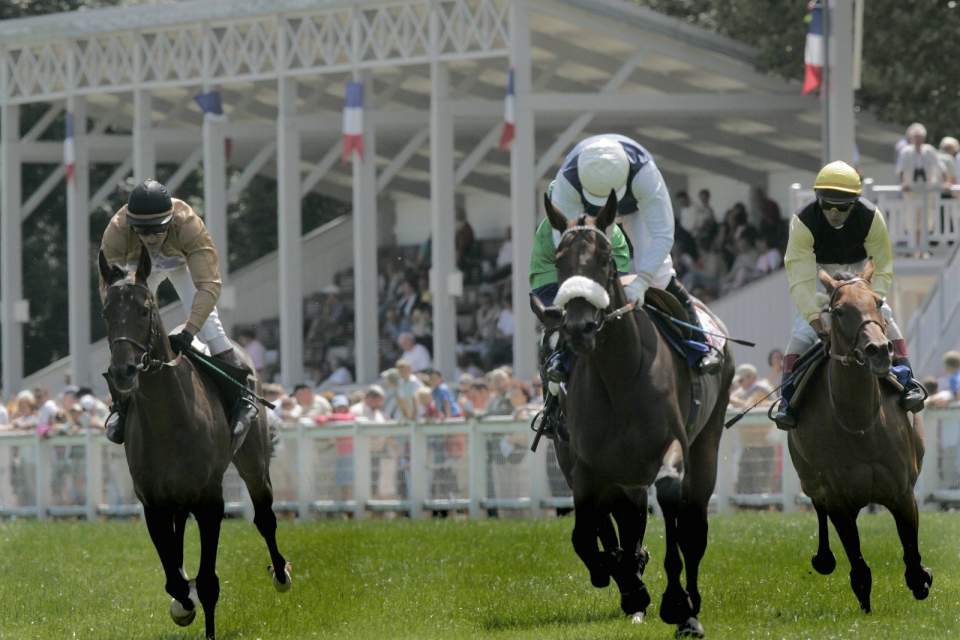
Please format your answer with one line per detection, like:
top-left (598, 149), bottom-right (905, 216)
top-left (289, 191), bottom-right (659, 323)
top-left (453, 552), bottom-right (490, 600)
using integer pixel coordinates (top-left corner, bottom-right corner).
top-left (34, 432), bottom-right (49, 521)
top-left (85, 429), bottom-right (103, 521)
top-left (408, 422), bottom-right (427, 519)
top-left (352, 424), bottom-right (370, 520)
top-left (915, 412), bottom-right (941, 510)
top-left (467, 420), bottom-right (484, 519)
top-left (713, 421), bottom-right (738, 514)
top-left (295, 422), bottom-right (312, 521)
top-left (780, 431), bottom-right (802, 513)
top-left (528, 426), bottom-right (545, 518)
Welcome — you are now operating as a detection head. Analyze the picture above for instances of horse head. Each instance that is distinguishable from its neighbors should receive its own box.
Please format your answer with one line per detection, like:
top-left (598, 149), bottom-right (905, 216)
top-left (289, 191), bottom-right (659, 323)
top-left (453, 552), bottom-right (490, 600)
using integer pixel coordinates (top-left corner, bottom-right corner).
top-left (98, 247), bottom-right (167, 393)
top-left (819, 259), bottom-right (892, 376)
top-left (544, 190), bottom-right (619, 354)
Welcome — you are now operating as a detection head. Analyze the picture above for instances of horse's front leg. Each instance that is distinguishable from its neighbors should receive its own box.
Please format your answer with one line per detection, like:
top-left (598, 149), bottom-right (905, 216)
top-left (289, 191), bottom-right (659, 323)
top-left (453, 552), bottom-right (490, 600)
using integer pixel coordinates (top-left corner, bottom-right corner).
top-left (655, 439), bottom-right (695, 628)
top-left (887, 492), bottom-right (933, 600)
top-left (828, 508), bottom-right (872, 612)
top-left (194, 499), bottom-right (225, 640)
top-left (571, 485), bottom-right (610, 588)
top-left (811, 499), bottom-right (836, 574)
top-left (143, 505), bottom-right (196, 627)
top-left (610, 489), bottom-right (651, 621)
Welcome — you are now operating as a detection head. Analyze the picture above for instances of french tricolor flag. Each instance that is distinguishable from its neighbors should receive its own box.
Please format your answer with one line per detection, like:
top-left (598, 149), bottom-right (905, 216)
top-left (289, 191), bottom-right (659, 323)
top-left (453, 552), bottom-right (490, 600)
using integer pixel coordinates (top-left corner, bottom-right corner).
top-left (802, 1), bottom-right (824, 95)
top-left (498, 68), bottom-right (515, 151)
top-left (64, 112), bottom-right (75, 181)
top-left (342, 81), bottom-right (364, 162)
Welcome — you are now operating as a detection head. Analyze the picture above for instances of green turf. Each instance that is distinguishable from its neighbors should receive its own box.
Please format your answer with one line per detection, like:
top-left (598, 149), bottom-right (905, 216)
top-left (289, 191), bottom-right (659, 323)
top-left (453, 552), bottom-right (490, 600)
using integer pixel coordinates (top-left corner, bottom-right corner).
top-left (0, 512), bottom-right (957, 640)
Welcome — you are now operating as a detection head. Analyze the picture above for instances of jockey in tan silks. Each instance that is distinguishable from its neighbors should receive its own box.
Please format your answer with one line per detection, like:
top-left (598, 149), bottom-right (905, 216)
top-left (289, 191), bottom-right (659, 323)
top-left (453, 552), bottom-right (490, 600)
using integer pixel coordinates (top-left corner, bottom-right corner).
top-left (773, 161), bottom-right (927, 429)
top-left (99, 179), bottom-right (257, 444)
top-left (529, 134), bottom-right (721, 438)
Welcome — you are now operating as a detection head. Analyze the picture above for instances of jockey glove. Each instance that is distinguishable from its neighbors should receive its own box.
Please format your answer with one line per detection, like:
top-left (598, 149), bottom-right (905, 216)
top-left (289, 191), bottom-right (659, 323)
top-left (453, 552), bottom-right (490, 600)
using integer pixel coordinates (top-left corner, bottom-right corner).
top-left (169, 329), bottom-right (194, 355)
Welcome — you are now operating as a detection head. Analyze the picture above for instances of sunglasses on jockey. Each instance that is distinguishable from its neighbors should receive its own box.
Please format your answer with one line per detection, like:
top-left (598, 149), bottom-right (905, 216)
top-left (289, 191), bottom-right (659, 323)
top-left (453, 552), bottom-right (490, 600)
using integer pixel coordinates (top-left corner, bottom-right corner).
top-left (132, 223), bottom-right (170, 237)
top-left (816, 189), bottom-right (859, 213)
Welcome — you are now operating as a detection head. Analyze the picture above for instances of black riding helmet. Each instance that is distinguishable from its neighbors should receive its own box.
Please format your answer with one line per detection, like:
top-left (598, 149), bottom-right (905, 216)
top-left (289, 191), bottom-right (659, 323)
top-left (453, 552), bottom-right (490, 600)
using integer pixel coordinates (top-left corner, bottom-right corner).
top-left (127, 179), bottom-right (174, 227)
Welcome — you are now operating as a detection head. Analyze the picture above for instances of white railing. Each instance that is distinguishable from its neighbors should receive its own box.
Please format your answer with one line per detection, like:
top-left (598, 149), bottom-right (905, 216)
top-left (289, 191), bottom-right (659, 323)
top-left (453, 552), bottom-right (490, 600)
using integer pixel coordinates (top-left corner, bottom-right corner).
top-left (905, 241), bottom-right (960, 376)
top-left (789, 183), bottom-right (960, 255)
top-left (2, 409), bottom-right (959, 520)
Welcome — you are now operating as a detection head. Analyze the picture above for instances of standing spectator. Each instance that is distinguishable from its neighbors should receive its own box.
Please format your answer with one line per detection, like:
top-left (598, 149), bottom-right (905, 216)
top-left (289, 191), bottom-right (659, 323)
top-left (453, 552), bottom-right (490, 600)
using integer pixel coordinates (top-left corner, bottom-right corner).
top-left (767, 349), bottom-right (784, 387)
top-left (938, 137), bottom-right (959, 188)
top-left (754, 235), bottom-right (782, 274)
top-left (12, 390), bottom-right (38, 431)
top-left (454, 208), bottom-right (476, 270)
top-left (728, 364), bottom-right (774, 409)
top-left (897, 122), bottom-right (942, 248)
top-left (456, 374), bottom-right (475, 415)
top-left (316, 395), bottom-right (356, 502)
top-left (676, 190), bottom-right (703, 235)
top-left (350, 385), bottom-right (387, 423)
top-left (380, 368), bottom-right (401, 420)
top-left (923, 377), bottom-right (953, 408)
top-left (237, 327), bottom-right (267, 378)
top-left (721, 227), bottom-right (760, 292)
top-left (694, 189), bottom-right (716, 230)
top-left (395, 359), bottom-right (425, 421)
top-left (467, 379), bottom-right (492, 416)
top-left (395, 279), bottom-right (420, 320)
top-left (415, 387), bottom-right (438, 421)
top-left (750, 186), bottom-right (781, 228)
top-left (486, 368), bottom-right (514, 416)
top-left (425, 369), bottom-right (461, 419)
top-left (291, 383), bottom-right (331, 422)
top-left (397, 332), bottom-right (432, 372)
top-left (509, 382), bottom-right (537, 421)
top-left (937, 350), bottom-right (960, 400)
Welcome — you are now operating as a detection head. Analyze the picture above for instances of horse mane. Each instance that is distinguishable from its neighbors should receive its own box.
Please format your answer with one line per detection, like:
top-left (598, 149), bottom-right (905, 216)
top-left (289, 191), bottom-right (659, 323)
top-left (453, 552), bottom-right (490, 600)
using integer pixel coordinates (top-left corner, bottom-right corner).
top-left (832, 271), bottom-right (859, 282)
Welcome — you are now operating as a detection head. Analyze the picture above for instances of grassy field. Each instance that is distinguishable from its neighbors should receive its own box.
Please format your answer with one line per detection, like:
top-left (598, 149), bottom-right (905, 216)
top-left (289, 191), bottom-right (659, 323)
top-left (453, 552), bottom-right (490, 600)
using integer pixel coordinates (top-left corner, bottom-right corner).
top-left (0, 512), bottom-right (958, 640)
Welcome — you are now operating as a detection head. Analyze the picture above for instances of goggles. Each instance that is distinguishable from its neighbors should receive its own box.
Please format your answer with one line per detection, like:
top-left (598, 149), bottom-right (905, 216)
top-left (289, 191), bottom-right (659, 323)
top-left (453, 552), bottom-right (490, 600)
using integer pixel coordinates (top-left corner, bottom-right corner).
top-left (132, 224), bottom-right (169, 237)
top-left (816, 190), bottom-right (858, 213)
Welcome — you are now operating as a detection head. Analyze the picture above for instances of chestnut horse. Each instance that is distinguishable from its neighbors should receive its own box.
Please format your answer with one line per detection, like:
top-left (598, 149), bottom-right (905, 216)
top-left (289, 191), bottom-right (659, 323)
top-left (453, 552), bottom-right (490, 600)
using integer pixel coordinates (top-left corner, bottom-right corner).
top-left (788, 265), bottom-right (932, 612)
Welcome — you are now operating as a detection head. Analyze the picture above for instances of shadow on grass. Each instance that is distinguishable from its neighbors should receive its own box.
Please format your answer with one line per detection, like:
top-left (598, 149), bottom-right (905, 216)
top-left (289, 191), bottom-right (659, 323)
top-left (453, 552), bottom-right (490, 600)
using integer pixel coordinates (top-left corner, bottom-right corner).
top-left (154, 629), bottom-right (242, 640)
top-left (481, 607), bottom-right (623, 631)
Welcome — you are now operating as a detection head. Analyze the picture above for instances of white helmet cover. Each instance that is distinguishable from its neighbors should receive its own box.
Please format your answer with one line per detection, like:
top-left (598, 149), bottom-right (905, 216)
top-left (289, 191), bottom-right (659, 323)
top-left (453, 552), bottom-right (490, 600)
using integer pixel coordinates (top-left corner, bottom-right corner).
top-left (577, 138), bottom-right (629, 207)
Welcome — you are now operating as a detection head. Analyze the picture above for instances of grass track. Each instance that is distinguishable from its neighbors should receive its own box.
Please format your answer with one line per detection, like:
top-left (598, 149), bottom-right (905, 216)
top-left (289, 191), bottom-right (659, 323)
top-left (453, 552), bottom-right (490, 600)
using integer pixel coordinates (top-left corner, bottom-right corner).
top-left (1, 512), bottom-right (958, 640)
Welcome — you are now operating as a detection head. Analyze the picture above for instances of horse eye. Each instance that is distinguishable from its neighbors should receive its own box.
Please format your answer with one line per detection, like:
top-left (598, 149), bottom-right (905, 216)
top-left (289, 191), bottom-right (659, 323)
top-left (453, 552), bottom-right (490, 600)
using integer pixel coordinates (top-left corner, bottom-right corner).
top-left (833, 307), bottom-right (844, 318)
top-left (875, 299), bottom-right (883, 310)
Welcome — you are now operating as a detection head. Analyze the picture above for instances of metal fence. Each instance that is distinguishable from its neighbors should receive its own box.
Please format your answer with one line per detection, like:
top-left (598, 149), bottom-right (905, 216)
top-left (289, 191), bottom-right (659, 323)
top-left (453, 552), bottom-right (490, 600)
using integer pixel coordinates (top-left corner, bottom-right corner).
top-left (2, 409), bottom-right (959, 520)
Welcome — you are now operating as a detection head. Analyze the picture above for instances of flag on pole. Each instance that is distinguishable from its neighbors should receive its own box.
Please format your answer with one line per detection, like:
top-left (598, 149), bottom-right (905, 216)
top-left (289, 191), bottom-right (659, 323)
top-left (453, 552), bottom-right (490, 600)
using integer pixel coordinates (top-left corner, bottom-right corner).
top-left (342, 81), bottom-right (364, 162)
top-left (498, 68), bottom-right (515, 151)
top-left (194, 89), bottom-right (232, 161)
top-left (802, 1), bottom-right (824, 95)
top-left (64, 112), bottom-right (75, 182)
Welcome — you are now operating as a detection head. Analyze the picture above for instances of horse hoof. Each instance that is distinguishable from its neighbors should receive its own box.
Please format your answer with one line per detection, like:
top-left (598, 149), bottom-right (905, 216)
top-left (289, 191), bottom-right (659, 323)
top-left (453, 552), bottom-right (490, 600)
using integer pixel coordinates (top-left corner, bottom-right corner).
top-left (811, 552), bottom-right (836, 575)
top-left (620, 585), bottom-right (651, 615)
top-left (629, 611), bottom-right (645, 624)
top-left (169, 580), bottom-right (198, 627)
top-left (269, 562), bottom-right (293, 592)
top-left (589, 569), bottom-right (610, 589)
top-left (676, 617), bottom-right (705, 638)
top-left (908, 567), bottom-right (932, 600)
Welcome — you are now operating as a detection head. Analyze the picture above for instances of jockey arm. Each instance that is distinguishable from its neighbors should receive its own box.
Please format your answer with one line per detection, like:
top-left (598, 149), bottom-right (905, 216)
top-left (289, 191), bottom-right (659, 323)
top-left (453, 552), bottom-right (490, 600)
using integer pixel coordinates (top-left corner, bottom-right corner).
top-left (98, 215), bottom-right (128, 303)
top-left (626, 163), bottom-right (674, 296)
top-left (174, 213), bottom-right (223, 335)
top-left (863, 208), bottom-right (894, 298)
top-left (784, 215), bottom-right (820, 321)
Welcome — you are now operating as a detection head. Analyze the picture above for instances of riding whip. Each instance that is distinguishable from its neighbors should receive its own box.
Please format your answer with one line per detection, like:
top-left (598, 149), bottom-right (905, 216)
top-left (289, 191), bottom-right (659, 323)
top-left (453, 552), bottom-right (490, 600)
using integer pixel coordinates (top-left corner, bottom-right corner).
top-left (180, 346), bottom-right (276, 410)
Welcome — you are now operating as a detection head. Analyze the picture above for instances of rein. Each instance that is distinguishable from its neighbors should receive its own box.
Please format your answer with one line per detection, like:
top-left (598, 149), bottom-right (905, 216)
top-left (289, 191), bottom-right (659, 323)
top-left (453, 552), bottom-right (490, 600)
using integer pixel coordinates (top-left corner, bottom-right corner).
top-left (105, 282), bottom-right (174, 374)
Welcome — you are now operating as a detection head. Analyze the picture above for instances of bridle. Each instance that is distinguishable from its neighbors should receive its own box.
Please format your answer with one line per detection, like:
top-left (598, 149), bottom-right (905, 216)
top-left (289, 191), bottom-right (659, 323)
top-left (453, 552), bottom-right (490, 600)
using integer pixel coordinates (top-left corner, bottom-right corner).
top-left (557, 223), bottom-right (619, 335)
top-left (823, 277), bottom-right (888, 435)
top-left (104, 281), bottom-right (170, 373)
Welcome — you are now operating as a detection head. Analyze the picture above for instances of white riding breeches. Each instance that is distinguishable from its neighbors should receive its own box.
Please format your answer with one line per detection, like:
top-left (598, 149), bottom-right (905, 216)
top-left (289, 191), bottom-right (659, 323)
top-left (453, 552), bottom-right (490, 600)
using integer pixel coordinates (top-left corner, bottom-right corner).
top-left (145, 264), bottom-right (231, 354)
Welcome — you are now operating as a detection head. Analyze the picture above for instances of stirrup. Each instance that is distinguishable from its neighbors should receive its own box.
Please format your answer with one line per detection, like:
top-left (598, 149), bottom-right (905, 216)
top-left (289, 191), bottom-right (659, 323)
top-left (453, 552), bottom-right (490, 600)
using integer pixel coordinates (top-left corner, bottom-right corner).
top-left (772, 400), bottom-right (797, 430)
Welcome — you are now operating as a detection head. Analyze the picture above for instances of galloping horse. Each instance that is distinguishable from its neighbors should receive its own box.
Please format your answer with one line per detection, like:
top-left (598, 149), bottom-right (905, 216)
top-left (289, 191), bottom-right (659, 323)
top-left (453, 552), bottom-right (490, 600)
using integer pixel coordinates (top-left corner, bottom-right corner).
top-left (788, 264), bottom-right (932, 612)
top-left (531, 193), bottom-right (734, 637)
top-left (99, 248), bottom-right (290, 640)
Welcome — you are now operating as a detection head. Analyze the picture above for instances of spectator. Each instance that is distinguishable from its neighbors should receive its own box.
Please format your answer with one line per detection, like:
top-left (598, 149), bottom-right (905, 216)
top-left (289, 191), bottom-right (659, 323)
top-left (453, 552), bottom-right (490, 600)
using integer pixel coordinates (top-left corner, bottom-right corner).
top-left (898, 123), bottom-right (942, 248)
top-left (12, 390), bottom-right (38, 431)
top-left (34, 387), bottom-right (59, 432)
top-left (767, 349), bottom-right (784, 386)
top-left (694, 189), bottom-right (716, 230)
top-left (468, 379), bottom-right (492, 416)
top-left (380, 368), bottom-right (401, 419)
top-left (454, 208), bottom-right (476, 270)
top-left (350, 385), bottom-right (387, 423)
top-left (291, 383), bottom-right (331, 422)
top-left (676, 190), bottom-right (703, 235)
top-left (486, 368), bottom-right (514, 416)
top-left (937, 350), bottom-right (960, 400)
top-left (425, 369), bottom-right (461, 419)
top-left (456, 374), bottom-right (475, 415)
top-left (758, 203), bottom-right (788, 254)
top-left (415, 386), bottom-right (438, 421)
top-left (382, 307), bottom-right (407, 343)
top-left (76, 386), bottom-right (109, 423)
top-left (395, 359), bottom-right (425, 421)
top-left (475, 291), bottom-right (500, 342)
top-left (410, 304), bottom-right (433, 349)
top-left (496, 298), bottom-right (514, 338)
top-left (754, 235), bottom-right (782, 274)
top-left (750, 186), bottom-right (781, 229)
top-left (923, 377), bottom-right (953, 408)
top-left (237, 327), bottom-right (267, 377)
top-left (938, 136), bottom-right (959, 188)
top-left (721, 227), bottom-right (760, 292)
top-left (682, 232), bottom-right (727, 300)
top-left (396, 279), bottom-right (420, 320)
top-left (319, 358), bottom-right (353, 388)
top-left (729, 364), bottom-right (773, 409)
top-left (0, 395), bottom-right (8, 426)
top-left (488, 227), bottom-right (513, 282)
top-left (316, 394), bottom-right (355, 502)
top-left (397, 332), bottom-right (432, 372)
top-left (509, 382), bottom-right (536, 421)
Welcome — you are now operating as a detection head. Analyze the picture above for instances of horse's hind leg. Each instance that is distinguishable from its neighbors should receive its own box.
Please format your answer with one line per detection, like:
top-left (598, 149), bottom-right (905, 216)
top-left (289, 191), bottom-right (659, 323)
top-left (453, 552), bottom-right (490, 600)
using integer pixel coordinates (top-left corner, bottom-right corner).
top-left (610, 490), bottom-right (651, 620)
top-left (655, 439), bottom-right (696, 629)
top-left (887, 493), bottom-right (933, 600)
top-left (233, 433), bottom-right (290, 590)
top-left (811, 500), bottom-right (836, 575)
top-left (194, 499), bottom-right (225, 640)
top-left (828, 509), bottom-right (872, 613)
top-left (143, 506), bottom-right (194, 623)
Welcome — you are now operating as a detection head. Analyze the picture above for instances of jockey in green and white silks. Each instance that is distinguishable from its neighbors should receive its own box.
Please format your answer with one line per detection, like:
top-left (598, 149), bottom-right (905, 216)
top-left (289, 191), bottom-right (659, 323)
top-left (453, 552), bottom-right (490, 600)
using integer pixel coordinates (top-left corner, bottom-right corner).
top-left (529, 134), bottom-right (721, 439)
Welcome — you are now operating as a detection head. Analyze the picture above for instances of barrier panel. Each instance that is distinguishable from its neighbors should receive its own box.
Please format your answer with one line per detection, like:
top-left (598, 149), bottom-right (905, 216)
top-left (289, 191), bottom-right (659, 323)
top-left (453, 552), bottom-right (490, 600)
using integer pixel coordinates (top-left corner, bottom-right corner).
top-left (2, 409), bottom-right (957, 519)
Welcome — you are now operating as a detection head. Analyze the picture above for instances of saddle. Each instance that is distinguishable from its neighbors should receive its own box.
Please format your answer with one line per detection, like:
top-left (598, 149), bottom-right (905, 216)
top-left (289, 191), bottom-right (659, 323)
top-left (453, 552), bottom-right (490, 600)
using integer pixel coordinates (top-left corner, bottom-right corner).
top-left (788, 342), bottom-right (906, 412)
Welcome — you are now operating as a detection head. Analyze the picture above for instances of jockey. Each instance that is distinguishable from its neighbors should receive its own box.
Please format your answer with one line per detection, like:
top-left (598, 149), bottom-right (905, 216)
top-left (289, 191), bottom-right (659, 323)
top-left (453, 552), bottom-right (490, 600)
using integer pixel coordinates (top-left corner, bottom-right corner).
top-left (773, 161), bottom-right (927, 429)
top-left (530, 134), bottom-right (721, 437)
top-left (99, 179), bottom-right (258, 445)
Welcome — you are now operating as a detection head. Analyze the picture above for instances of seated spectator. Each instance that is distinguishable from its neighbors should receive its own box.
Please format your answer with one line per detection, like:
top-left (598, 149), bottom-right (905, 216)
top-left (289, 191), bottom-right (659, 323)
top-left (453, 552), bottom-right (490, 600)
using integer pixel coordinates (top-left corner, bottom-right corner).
top-left (425, 369), bottom-right (461, 420)
top-left (319, 358), bottom-right (354, 389)
top-left (382, 308), bottom-right (407, 343)
top-left (758, 205), bottom-right (788, 254)
top-left (475, 292), bottom-right (500, 342)
top-left (923, 377), bottom-right (953, 408)
top-left (411, 304), bottom-right (433, 350)
top-left (682, 232), bottom-right (727, 298)
top-left (728, 364), bottom-right (773, 409)
top-left (350, 385), bottom-right (387, 423)
top-left (754, 235), bottom-right (782, 274)
top-left (497, 299), bottom-right (514, 338)
top-left (694, 189), bottom-right (716, 232)
top-left (395, 359), bottom-right (425, 421)
top-left (237, 327), bottom-right (267, 377)
top-left (396, 279), bottom-right (420, 320)
top-left (397, 332), bottom-right (432, 372)
top-left (455, 208), bottom-right (476, 270)
top-left (677, 190), bottom-right (707, 235)
top-left (487, 227), bottom-right (513, 283)
top-left (721, 227), bottom-right (760, 292)
top-left (937, 350), bottom-right (960, 399)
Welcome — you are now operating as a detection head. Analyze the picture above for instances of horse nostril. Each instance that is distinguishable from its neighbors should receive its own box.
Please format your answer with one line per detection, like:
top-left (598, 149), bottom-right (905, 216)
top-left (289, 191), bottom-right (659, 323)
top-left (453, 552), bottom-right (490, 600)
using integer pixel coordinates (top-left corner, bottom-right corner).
top-left (887, 342), bottom-right (894, 355)
top-left (125, 364), bottom-right (137, 377)
top-left (582, 321), bottom-right (597, 334)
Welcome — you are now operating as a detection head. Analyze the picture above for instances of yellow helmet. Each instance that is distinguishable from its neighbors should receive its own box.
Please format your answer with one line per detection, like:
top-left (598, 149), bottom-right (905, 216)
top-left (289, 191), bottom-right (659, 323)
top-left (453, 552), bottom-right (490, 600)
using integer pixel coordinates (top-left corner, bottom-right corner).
top-left (814, 161), bottom-right (861, 195)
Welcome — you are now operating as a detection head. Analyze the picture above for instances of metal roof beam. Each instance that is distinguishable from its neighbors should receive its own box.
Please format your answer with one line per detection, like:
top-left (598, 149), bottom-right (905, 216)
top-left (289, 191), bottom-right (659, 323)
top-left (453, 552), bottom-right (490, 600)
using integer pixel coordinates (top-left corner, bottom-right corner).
top-left (530, 91), bottom-right (814, 115)
top-left (646, 139), bottom-right (766, 186)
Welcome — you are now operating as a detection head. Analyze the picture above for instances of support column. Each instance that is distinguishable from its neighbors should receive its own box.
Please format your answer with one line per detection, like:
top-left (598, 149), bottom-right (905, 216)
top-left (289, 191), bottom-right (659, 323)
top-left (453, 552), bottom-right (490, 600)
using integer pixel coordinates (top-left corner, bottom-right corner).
top-left (509, 0), bottom-right (537, 381)
top-left (352, 74), bottom-right (379, 383)
top-left (202, 109), bottom-right (228, 274)
top-left (430, 60), bottom-right (457, 379)
top-left (67, 96), bottom-right (91, 387)
top-left (132, 90), bottom-right (156, 182)
top-left (277, 77), bottom-right (303, 388)
top-left (826, 0), bottom-right (855, 164)
top-left (0, 104), bottom-right (23, 395)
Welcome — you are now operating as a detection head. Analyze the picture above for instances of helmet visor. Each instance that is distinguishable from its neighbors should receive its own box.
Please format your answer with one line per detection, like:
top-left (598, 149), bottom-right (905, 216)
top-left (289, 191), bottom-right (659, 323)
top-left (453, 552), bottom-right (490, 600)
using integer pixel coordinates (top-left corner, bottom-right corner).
top-left (816, 189), bottom-right (858, 212)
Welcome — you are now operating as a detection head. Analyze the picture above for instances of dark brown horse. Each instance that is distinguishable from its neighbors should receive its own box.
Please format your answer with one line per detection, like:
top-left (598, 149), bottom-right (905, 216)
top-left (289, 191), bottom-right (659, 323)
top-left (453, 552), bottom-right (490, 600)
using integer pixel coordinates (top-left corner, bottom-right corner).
top-left (531, 193), bottom-right (734, 637)
top-left (99, 248), bottom-right (290, 640)
top-left (788, 265), bottom-right (932, 612)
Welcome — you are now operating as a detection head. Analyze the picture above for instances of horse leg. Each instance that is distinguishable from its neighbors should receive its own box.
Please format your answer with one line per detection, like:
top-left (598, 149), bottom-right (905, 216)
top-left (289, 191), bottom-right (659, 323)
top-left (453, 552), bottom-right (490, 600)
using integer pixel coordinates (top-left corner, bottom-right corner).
top-left (194, 499), bottom-right (224, 640)
top-left (571, 496), bottom-right (610, 588)
top-left (655, 439), bottom-right (695, 627)
top-left (233, 440), bottom-right (290, 590)
top-left (811, 500), bottom-right (836, 575)
top-left (143, 505), bottom-right (195, 625)
top-left (610, 490), bottom-right (651, 621)
top-left (887, 493), bottom-right (933, 600)
top-left (828, 508), bottom-right (872, 613)
top-left (173, 509), bottom-right (190, 581)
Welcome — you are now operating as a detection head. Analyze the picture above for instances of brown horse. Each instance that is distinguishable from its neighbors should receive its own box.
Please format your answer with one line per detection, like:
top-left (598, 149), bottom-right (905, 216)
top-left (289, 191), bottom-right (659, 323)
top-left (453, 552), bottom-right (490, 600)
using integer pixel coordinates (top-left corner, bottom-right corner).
top-left (99, 248), bottom-right (290, 640)
top-left (788, 265), bottom-right (932, 612)
top-left (531, 193), bottom-right (734, 637)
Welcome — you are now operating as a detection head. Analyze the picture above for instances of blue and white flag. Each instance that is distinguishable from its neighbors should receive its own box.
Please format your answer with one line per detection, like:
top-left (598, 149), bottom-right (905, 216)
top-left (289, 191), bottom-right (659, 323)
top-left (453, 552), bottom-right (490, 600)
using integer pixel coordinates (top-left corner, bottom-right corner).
top-left (194, 90), bottom-right (225, 119)
top-left (803, 1), bottom-right (824, 95)
top-left (342, 81), bottom-right (364, 162)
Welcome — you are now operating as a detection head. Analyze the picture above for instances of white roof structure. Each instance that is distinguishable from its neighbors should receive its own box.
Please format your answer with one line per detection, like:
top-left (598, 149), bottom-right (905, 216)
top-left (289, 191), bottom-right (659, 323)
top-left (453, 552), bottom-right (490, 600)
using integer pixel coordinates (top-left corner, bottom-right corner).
top-left (0, 0), bottom-right (898, 393)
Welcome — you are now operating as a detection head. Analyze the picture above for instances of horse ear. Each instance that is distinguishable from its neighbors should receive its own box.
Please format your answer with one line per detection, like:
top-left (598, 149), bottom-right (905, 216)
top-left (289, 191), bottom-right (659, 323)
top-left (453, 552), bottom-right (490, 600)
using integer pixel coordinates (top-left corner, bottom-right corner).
top-left (594, 189), bottom-right (618, 232)
top-left (862, 258), bottom-right (875, 283)
top-left (529, 292), bottom-right (563, 331)
top-left (98, 250), bottom-right (123, 285)
top-left (818, 269), bottom-right (839, 293)
top-left (134, 245), bottom-right (152, 284)
top-left (544, 192), bottom-right (568, 232)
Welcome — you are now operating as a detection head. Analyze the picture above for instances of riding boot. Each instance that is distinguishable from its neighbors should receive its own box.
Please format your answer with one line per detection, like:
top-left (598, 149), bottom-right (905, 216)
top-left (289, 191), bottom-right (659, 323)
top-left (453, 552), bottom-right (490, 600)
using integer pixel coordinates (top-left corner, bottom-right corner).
top-left (773, 354), bottom-right (799, 430)
top-left (891, 357), bottom-right (928, 413)
top-left (102, 373), bottom-right (129, 445)
top-left (666, 278), bottom-right (721, 375)
top-left (212, 348), bottom-right (260, 448)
